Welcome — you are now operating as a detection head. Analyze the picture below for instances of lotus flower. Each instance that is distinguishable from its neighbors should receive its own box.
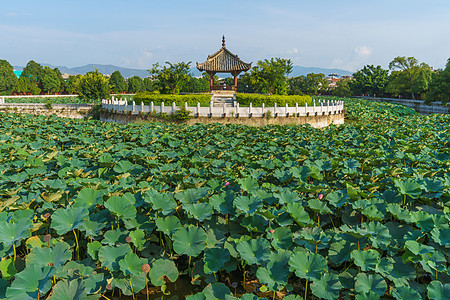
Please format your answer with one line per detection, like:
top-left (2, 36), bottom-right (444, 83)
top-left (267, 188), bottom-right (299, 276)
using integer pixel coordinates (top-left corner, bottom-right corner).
top-left (318, 194), bottom-right (324, 200)
top-left (224, 182), bottom-right (230, 187)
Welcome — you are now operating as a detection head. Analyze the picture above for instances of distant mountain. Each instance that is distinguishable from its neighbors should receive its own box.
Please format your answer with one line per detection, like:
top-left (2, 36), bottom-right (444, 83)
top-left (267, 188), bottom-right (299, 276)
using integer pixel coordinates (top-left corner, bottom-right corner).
top-left (13, 64), bottom-right (353, 78)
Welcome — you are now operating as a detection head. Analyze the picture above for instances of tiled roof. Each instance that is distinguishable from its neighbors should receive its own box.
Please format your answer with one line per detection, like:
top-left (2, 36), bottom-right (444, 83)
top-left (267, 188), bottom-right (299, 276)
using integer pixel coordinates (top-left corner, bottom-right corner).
top-left (197, 46), bottom-right (252, 73)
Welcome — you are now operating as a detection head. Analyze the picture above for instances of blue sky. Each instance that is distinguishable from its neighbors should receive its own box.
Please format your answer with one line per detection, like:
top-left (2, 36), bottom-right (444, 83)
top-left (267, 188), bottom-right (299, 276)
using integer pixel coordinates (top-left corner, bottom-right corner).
top-left (1, 0), bottom-right (449, 72)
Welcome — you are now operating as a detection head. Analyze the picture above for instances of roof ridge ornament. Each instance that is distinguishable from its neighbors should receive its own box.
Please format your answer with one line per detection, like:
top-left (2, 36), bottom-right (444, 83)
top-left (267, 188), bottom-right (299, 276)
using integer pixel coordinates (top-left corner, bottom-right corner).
top-left (222, 35), bottom-right (225, 47)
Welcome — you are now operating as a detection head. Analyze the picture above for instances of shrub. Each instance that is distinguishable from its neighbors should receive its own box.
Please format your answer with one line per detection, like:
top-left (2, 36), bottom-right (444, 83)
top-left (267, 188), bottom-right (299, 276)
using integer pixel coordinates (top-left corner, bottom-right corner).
top-left (236, 93), bottom-right (312, 106)
top-left (171, 108), bottom-right (192, 122)
top-left (134, 92), bottom-right (211, 106)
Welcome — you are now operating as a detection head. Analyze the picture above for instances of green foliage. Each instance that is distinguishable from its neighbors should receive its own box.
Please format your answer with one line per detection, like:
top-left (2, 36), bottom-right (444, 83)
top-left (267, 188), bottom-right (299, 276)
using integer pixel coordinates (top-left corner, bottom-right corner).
top-left (77, 69), bottom-right (110, 101)
top-left (248, 57), bottom-right (293, 95)
top-left (12, 77), bottom-right (41, 95)
top-left (150, 61), bottom-right (191, 94)
top-left (351, 65), bottom-right (389, 96)
top-left (109, 71), bottom-right (127, 93)
top-left (332, 78), bottom-right (352, 97)
top-left (426, 58), bottom-right (450, 105)
top-left (288, 73), bottom-right (329, 95)
top-left (0, 59), bottom-right (18, 95)
top-left (236, 93), bottom-right (312, 106)
top-left (20, 60), bottom-right (43, 85)
top-left (40, 66), bottom-right (63, 94)
top-left (127, 76), bottom-right (145, 93)
top-left (171, 107), bottom-right (192, 121)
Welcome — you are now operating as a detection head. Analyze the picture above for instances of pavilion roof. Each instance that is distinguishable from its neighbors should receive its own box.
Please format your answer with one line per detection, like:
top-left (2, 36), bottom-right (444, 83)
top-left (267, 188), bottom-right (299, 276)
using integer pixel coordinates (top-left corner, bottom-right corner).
top-left (196, 37), bottom-right (252, 73)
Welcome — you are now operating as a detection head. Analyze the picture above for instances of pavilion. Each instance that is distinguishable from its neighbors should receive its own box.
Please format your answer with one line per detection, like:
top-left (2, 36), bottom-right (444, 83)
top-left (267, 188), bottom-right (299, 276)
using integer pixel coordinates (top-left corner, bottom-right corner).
top-left (196, 36), bottom-right (252, 93)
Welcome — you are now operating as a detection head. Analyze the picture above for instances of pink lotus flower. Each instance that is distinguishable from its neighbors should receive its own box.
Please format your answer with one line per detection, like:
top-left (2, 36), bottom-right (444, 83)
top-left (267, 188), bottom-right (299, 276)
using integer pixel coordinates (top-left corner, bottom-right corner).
top-left (318, 194), bottom-right (324, 200)
top-left (224, 182), bottom-right (230, 187)
top-left (269, 229), bottom-right (275, 234)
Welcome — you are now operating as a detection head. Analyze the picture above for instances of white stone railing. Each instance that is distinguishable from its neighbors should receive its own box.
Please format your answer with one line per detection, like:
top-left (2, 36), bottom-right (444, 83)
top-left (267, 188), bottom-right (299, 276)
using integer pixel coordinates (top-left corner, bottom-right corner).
top-left (102, 99), bottom-right (344, 118)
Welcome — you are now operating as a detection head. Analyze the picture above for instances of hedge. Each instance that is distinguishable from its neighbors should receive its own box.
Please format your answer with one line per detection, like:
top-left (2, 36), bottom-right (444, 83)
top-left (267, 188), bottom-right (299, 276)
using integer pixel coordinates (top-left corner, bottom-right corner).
top-left (133, 92), bottom-right (211, 106)
top-left (236, 93), bottom-right (312, 107)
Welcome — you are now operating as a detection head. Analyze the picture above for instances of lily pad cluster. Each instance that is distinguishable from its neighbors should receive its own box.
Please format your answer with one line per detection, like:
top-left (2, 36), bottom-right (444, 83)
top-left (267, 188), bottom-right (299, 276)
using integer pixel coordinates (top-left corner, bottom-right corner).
top-left (0, 102), bottom-right (449, 299)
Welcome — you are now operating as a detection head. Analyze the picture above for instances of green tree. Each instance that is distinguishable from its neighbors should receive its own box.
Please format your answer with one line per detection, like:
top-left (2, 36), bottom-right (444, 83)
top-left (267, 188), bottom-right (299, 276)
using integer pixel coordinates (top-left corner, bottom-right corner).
top-left (351, 65), bottom-right (389, 96)
top-left (143, 77), bottom-right (157, 92)
top-left (0, 59), bottom-right (18, 95)
top-left (426, 58), bottom-right (450, 105)
top-left (77, 69), bottom-right (110, 101)
top-left (305, 73), bottom-right (329, 95)
top-left (332, 78), bottom-right (353, 97)
top-left (149, 62), bottom-right (191, 94)
top-left (20, 60), bottom-right (43, 85)
top-left (248, 58), bottom-right (293, 95)
top-left (109, 71), bottom-right (127, 93)
top-left (388, 56), bottom-right (432, 99)
top-left (13, 77), bottom-right (41, 95)
top-left (65, 75), bottom-right (82, 94)
top-left (41, 67), bottom-right (62, 94)
top-left (182, 76), bottom-right (210, 93)
top-left (288, 76), bottom-right (306, 95)
top-left (127, 76), bottom-right (145, 93)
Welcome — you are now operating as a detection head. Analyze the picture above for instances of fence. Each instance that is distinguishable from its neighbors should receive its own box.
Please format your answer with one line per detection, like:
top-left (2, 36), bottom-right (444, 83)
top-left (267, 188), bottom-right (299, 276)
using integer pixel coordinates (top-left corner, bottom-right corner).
top-left (102, 99), bottom-right (344, 118)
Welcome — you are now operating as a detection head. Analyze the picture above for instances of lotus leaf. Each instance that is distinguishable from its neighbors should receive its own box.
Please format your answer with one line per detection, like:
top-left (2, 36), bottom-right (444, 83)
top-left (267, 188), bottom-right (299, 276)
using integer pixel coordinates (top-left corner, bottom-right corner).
top-left (234, 195), bottom-right (262, 215)
top-left (354, 273), bottom-right (387, 296)
top-left (144, 190), bottom-right (177, 215)
top-left (310, 272), bottom-right (342, 300)
top-left (236, 238), bottom-right (271, 266)
top-left (286, 202), bottom-right (313, 226)
top-left (26, 242), bottom-right (71, 269)
top-left (156, 215), bottom-right (182, 237)
top-left (6, 265), bottom-right (55, 300)
top-left (173, 225), bottom-right (207, 257)
top-left (203, 248), bottom-right (230, 274)
top-left (98, 244), bottom-right (131, 272)
top-left (128, 229), bottom-right (146, 250)
top-left (104, 195), bottom-right (136, 220)
top-left (288, 251), bottom-right (327, 281)
top-left (113, 160), bottom-right (134, 173)
top-left (355, 291), bottom-right (381, 300)
top-left (119, 252), bottom-right (146, 276)
top-left (87, 241), bottom-right (102, 260)
top-left (255, 250), bottom-right (291, 291)
top-left (149, 259), bottom-right (178, 286)
top-left (350, 249), bottom-right (380, 272)
top-left (308, 198), bottom-right (332, 214)
top-left (394, 178), bottom-right (422, 199)
top-left (410, 211), bottom-right (434, 232)
top-left (391, 286), bottom-right (422, 300)
top-left (113, 275), bottom-right (147, 296)
top-left (47, 278), bottom-right (86, 300)
top-left (175, 188), bottom-right (208, 204)
top-left (0, 258), bottom-right (16, 280)
top-left (51, 207), bottom-right (88, 235)
top-left (202, 282), bottom-right (234, 300)
top-left (326, 190), bottom-right (349, 208)
top-left (427, 280), bottom-right (450, 300)
top-left (431, 227), bottom-right (450, 246)
top-left (269, 226), bottom-right (293, 250)
top-left (0, 218), bottom-right (32, 245)
top-left (238, 177), bottom-right (259, 193)
top-left (72, 188), bottom-right (104, 209)
top-left (185, 202), bottom-right (213, 221)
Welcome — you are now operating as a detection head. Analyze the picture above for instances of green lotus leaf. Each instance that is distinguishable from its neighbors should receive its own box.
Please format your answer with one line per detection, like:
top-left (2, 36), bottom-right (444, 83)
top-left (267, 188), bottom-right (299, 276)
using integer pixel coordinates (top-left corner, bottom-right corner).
top-left (427, 280), bottom-right (450, 300)
top-left (209, 191), bottom-right (235, 215)
top-left (351, 249), bottom-right (380, 272)
top-left (269, 226), bottom-right (293, 250)
top-left (26, 242), bottom-right (71, 269)
top-left (375, 257), bottom-right (394, 276)
top-left (144, 190), bottom-right (177, 215)
top-left (47, 278), bottom-right (86, 300)
top-left (386, 256), bottom-right (416, 286)
top-left (405, 240), bottom-right (434, 255)
top-left (290, 166), bottom-right (310, 182)
top-left (421, 251), bottom-right (447, 274)
top-left (98, 244), bottom-right (131, 272)
top-left (102, 229), bottom-right (128, 245)
top-left (387, 203), bottom-right (411, 222)
top-left (51, 207), bottom-right (88, 235)
top-left (329, 239), bottom-right (356, 265)
top-left (394, 178), bottom-right (422, 199)
top-left (286, 202), bottom-right (313, 227)
top-left (113, 274), bottom-right (147, 296)
top-left (431, 227), bottom-right (450, 246)
top-left (72, 188), bottom-right (104, 209)
top-left (173, 225), bottom-right (207, 257)
top-left (87, 241), bottom-right (102, 260)
top-left (98, 152), bottom-right (113, 167)
top-left (185, 202), bottom-right (213, 221)
top-left (255, 250), bottom-right (291, 291)
top-left (239, 294), bottom-right (267, 300)
top-left (104, 195), bottom-right (136, 220)
top-left (119, 252), bottom-right (146, 276)
top-left (422, 178), bottom-right (445, 193)
top-left (6, 265), bottom-right (54, 300)
top-left (174, 188), bottom-right (208, 205)
top-left (155, 215), bottom-right (182, 237)
top-left (186, 293), bottom-right (207, 300)
top-left (234, 195), bottom-right (262, 215)
top-left (355, 291), bottom-right (381, 300)
top-left (308, 198), bottom-right (332, 214)
top-left (237, 177), bottom-right (259, 193)
top-left (236, 238), bottom-right (271, 266)
top-left (340, 224), bottom-right (369, 239)
top-left (288, 251), bottom-right (327, 281)
top-left (129, 229), bottom-right (146, 250)
top-left (0, 218), bottom-right (32, 245)
top-left (203, 248), bottom-right (230, 274)
top-left (326, 190), bottom-right (349, 208)
top-left (360, 222), bottom-right (391, 248)
top-left (274, 190), bottom-right (300, 204)
top-left (391, 286), bottom-right (422, 300)
top-left (354, 273), bottom-right (387, 296)
top-left (310, 272), bottom-right (343, 300)
top-left (202, 282), bottom-right (234, 300)
top-left (149, 259), bottom-right (178, 286)
top-left (0, 258), bottom-right (17, 280)
top-left (113, 160), bottom-right (134, 173)
top-left (410, 211), bottom-right (434, 232)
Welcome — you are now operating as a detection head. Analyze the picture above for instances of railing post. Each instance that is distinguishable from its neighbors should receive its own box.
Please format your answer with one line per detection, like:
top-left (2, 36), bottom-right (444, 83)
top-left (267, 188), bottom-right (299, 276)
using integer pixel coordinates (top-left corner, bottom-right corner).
top-left (209, 100), bottom-right (213, 118)
top-left (262, 103), bottom-right (265, 117)
top-left (295, 103), bottom-right (299, 116)
top-left (274, 102), bottom-right (277, 117)
top-left (132, 101), bottom-right (135, 114)
top-left (161, 101), bottom-right (164, 116)
top-left (197, 102), bottom-right (200, 118)
top-left (172, 102), bottom-right (176, 114)
top-left (236, 102), bottom-right (239, 118)
top-left (249, 102), bottom-right (252, 118)
top-left (327, 100), bottom-right (330, 114)
top-left (285, 103), bottom-right (288, 117)
top-left (223, 103), bottom-right (226, 117)
top-left (150, 101), bottom-right (154, 114)
top-left (141, 101), bottom-right (144, 113)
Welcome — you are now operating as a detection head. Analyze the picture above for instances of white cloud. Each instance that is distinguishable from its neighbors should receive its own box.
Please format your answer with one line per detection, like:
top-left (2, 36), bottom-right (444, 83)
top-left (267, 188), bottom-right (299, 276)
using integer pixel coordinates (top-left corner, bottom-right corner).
top-left (286, 48), bottom-right (299, 55)
top-left (354, 46), bottom-right (373, 57)
top-left (120, 51), bottom-right (154, 69)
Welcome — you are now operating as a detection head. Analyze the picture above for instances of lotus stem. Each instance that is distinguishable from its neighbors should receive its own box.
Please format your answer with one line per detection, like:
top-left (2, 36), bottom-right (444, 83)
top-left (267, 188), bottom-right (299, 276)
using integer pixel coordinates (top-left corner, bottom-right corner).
top-left (272, 291), bottom-right (276, 300)
top-left (145, 276), bottom-right (149, 300)
top-left (129, 280), bottom-right (135, 300)
top-left (304, 280), bottom-right (308, 300)
top-left (73, 229), bottom-right (79, 260)
top-left (188, 256), bottom-right (192, 268)
top-left (13, 243), bottom-right (16, 264)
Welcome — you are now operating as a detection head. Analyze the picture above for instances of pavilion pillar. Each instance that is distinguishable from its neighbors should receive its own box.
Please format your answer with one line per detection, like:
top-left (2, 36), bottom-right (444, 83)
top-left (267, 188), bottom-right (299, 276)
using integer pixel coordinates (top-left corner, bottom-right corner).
top-left (234, 75), bottom-right (238, 92)
top-left (208, 72), bottom-right (215, 92)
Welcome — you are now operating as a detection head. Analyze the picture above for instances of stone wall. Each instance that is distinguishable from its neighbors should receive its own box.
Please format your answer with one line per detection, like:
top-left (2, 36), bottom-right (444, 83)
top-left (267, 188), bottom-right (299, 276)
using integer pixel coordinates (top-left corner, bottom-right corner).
top-left (100, 111), bottom-right (345, 128)
top-left (0, 103), bottom-right (94, 119)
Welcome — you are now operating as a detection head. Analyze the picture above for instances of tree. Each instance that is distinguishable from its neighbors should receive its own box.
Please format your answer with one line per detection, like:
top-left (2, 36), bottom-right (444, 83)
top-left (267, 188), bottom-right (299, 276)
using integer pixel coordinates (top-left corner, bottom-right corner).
top-left (248, 58), bottom-right (293, 95)
top-left (127, 76), bottom-right (145, 93)
top-left (0, 59), bottom-right (18, 95)
top-left (351, 65), bottom-right (389, 96)
top-left (13, 77), bottom-right (41, 95)
top-left (41, 66), bottom-right (62, 94)
top-left (426, 58), bottom-right (450, 105)
top-left (332, 78), bottom-right (353, 97)
top-left (109, 71), bottom-right (127, 93)
top-left (143, 77), bottom-right (157, 92)
top-left (65, 75), bottom-right (82, 94)
top-left (77, 69), bottom-right (110, 101)
top-left (288, 76), bottom-right (306, 95)
top-left (20, 60), bottom-right (43, 85)
top-left (182, 76), bottom-right (210, 93)
top-left (288, 73), bottom-right (328, 95)
top-left (388, 56), bottom-right (432, 99)
top-left (149, 62), bottom-right (191, 94)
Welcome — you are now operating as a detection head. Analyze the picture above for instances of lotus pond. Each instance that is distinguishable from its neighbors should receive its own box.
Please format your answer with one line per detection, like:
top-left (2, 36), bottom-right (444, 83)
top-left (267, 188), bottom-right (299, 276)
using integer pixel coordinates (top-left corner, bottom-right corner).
top-left (0, 99), bottom-right (449, 299)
